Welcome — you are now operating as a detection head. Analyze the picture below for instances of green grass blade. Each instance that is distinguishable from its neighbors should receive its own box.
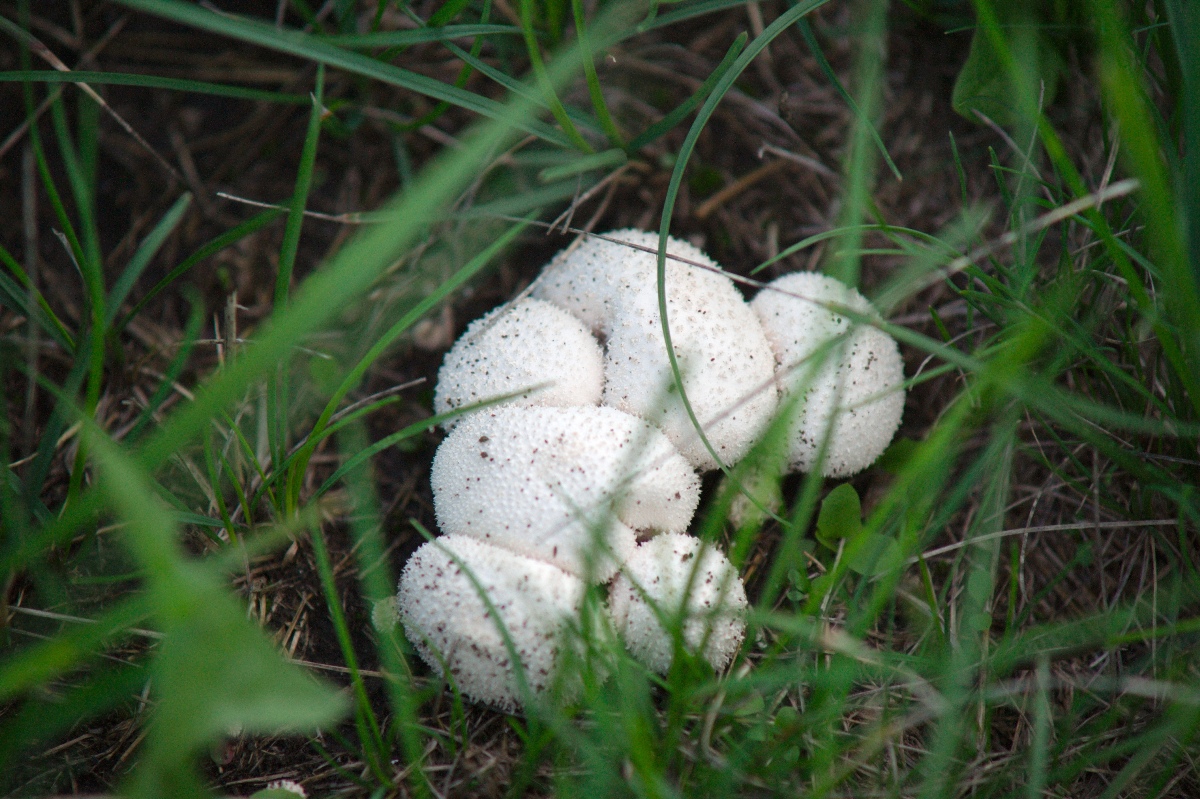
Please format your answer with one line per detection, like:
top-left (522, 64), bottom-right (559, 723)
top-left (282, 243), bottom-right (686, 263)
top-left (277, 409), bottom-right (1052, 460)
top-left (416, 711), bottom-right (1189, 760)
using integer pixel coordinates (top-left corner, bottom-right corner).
top-left (335, 419), bottom-right (433, 797)
top-left (571, 0), bottom-right (625, 147)
top-left (1164, 1), bottom-right (1199, 298)
top-left (22, 337), bottom-right (90, 517)
top-left (538, 147), bottom-right (625, 181)
top-left (76, 91), bottom-right (99, 207)
top-left (116, 208), bottom-right (283, 336)
top-left (105, 193), bottom-right (191, 328)
top-left (286, 216), bottom-right (530, 507)
top-left (795, 16), bottom-right (901, 181)
top-left (751, 221), bottom-right (966, 275)
top-left (269, 64), bottom-right (325, 501)
top-left (398, 4), bottom-right (497, 132)
top-left (111, 0), bottom-right (573, 147)
top-left (428, 0), bottom-right (473, 26)
top-left (307, 522), bottom-right (390, 783)
top-left (23, 99), bottom-right (85, 298)
top-left (637, 0), bottom-right (766, 32)
top-left (0, 242), bottom-right (74, 349)
top-left (0, 70), bottom-right (310, 103)
top-left (654, 0), bottom-right (830, 473)
top-left (323, 23), bottom-right (520, 46)
top-left (518, 0), bottom-right (593, 152)
top-left (822, 0), bottom-right (889, 287)
top-left (442, 39), bottom-right (545, 107)
top-left (46, 95), bottom-right (105, 507)
top-left (452, 176), bottom-right (595, 219)
top-left (47, 95), bottom-right (102, 288)
top-left (312, 417), bottom-right (433, 500)
top-left (275, 66), bottom-right (324, 310)
top-left (627, 31), bottom-right (746, 151)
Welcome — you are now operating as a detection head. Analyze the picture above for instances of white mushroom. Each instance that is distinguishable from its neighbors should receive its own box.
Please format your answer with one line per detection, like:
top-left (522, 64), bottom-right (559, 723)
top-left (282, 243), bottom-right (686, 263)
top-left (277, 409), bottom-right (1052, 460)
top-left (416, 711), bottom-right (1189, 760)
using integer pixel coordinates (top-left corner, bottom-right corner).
top-left (396, 534), bottom-right (584, 713)
top-left (602, 260), bottom-right (778, 471)
top-left (532, 228), bottom-right (719, 336)
top-left (750, 272), bottom-right (906, 477)
top-left (433, 297), bottom-right (604, 427)
top-left (608, 533), bottom-right (748, 674)
top-left (430, 405), bottom-right (701, 582)
top-left (533, 229), bottom-right (777, 471)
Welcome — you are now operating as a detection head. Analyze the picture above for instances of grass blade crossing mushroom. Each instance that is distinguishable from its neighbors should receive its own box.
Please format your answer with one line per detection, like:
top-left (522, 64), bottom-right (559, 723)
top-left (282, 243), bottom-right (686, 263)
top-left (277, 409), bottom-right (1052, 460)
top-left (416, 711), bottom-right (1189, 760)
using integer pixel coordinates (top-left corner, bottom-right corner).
top-left (434, 297), bottom-right (605, 426)
top-left (609, 532), bottom-right (748, 674)
top-left (751, 272), bottom-right (906, 477)
top-left (430, 405), bottom-right (701, 583)
top-left (534, 229), bottom-right (779, 470)
top-left (396, 534), bottom-right (585, 712)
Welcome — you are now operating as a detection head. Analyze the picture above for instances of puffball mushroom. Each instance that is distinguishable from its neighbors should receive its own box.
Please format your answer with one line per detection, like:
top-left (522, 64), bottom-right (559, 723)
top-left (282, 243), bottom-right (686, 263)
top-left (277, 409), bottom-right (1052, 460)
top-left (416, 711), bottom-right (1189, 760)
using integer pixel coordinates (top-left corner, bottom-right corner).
top-left (431, 405), bottom-right (701, 583)
top-left (532, 228), bottom-right (720, 336)
top-left (433, 297), bottom-right (604, 427)
top-left (750, 272), bottom-right (906, 477)
top-left (396, 534), bottom-right (584, 712)
top-left (609, 533), bottom-right (748, 674)
top-left (603, 263), bottom-right (778, 470)
top-left (533, 228), bottom-right (778, 471)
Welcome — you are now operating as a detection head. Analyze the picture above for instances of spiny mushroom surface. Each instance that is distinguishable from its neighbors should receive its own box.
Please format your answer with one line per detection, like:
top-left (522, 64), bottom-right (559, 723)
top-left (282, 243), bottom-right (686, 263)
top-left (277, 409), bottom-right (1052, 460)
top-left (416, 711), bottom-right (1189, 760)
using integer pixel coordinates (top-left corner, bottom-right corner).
top-left (433, 297), bottom-right (604, 426)
top-left (750, 272), bottom-right (906, 477)
top-left (396, 534), bottom-right (584, 712)
top-left (531, 228), bottom-right (719, 336)
top-left (609, 532), bottom-right (748, 674)
top-left (430, 405), bottom-right (701, 582)
top-left (533, 228), bottom-right (778, 471)
top-left (602, 261), bottom-right (778, 470)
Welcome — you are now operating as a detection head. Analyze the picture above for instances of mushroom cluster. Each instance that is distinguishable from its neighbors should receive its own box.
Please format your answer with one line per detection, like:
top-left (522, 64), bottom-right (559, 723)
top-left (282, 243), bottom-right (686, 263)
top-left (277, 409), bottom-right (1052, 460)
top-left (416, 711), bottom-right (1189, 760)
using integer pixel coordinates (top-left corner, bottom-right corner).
top-left (396, 230), bottom-right (906, 710)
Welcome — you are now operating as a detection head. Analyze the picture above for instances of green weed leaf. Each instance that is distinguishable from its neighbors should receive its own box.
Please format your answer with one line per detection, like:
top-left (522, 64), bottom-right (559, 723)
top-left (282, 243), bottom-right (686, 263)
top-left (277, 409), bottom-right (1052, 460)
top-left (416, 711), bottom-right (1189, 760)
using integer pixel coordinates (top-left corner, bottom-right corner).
top-left (816, 482), bottom-right (863, 549)
top-left (131, 583), bottom-right (348, 797)
top-left (816, 483), bottom-right (901, 575)
top-left (951, 6), bottom-right (1064, 126)
top-left (83, 421), bottom-right (347, 797)
top-left (844, 531), bottom-right (903, 577)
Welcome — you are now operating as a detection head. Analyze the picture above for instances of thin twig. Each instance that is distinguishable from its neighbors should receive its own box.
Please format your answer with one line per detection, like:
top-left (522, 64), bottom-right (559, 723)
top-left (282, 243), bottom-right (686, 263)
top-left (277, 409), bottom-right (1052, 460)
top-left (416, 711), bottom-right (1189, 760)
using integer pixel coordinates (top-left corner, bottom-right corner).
top-left (0, 15), bottom-right (126, 161)
top-left (216, 191), bottom-right (371, 223)
top-left (908, 177), bottom-right (1141, 295)
top-left (758, 141), bottom-right (840, 180)
top-left (695, 159), bottom-right (789, 220)
top-left (9, 20), bottom-right (182, 183)
top-left (7, 605), bottom-right (163, 639)
top-left (914, 518), bottom-right (1177, 564)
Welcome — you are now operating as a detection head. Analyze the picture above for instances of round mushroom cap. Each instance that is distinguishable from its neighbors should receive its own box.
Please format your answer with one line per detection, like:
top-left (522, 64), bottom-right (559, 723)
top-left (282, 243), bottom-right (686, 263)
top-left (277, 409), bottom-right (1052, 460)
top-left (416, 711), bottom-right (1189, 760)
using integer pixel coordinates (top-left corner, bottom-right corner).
top-left (750, 272), bottom-right (906, 477)
top-left (609, 533), bottom-right (748, 674)
top-left (431, 405), bottom-right (701, 582)
top-left (396, 535), bottom-right (584, 713)
top-left (433, 297), bottom-right (604, 428)
top-left (602, 260), bottom-right (778, 471)
top-left (531, 228), bottom-right (777, 470)
top-left (531, 229), bottom-right (720, 336)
